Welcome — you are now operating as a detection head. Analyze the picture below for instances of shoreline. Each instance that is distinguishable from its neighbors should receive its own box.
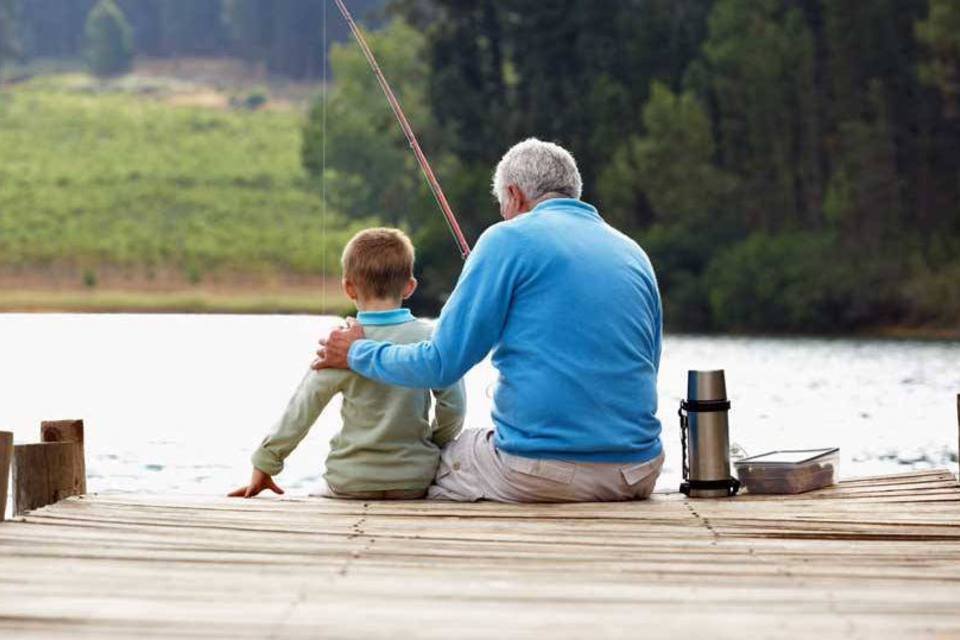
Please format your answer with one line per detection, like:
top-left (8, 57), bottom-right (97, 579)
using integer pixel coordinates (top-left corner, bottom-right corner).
top-left (863, 325), bottom-right (960, 341)
top-left (678, 325), bottom-right (960, 342)
top-left (0, 288), bottom-right (957, 340)
top-left (0, 288), bottom-right (353, 316)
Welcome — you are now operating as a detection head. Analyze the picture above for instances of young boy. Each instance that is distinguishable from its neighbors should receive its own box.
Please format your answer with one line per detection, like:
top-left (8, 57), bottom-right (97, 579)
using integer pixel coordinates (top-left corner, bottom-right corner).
top-left (230, 228), bottom-right (466, 500)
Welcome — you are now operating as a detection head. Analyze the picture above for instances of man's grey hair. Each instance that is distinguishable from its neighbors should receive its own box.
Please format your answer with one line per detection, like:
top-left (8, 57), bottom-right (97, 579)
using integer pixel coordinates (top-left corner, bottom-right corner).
top-left (491, 138), bottom-right (583, 205)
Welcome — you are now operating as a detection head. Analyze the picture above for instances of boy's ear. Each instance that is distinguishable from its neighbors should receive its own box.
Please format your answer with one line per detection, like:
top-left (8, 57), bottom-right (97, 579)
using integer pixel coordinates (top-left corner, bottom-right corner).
top-left (342, 278), bottom-right (358, 301)
top-left (401, 277), bottom-right (418, 300)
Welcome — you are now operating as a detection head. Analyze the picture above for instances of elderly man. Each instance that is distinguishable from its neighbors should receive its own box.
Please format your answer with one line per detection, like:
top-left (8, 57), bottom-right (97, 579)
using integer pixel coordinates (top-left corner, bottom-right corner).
top-left (314, 138), bottom-right (664, 502)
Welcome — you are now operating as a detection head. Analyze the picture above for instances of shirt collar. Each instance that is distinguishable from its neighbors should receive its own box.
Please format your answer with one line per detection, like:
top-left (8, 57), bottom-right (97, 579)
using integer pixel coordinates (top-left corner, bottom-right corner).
top-left (356, 308), bottom-right (415, 326)
top-left (530, 197), bottom-right (601, 219)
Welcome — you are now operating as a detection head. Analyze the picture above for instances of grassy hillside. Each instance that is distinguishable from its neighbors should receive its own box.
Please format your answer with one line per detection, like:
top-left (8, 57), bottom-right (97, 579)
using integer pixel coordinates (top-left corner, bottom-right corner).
top-left (0, 73), bottom-right (364, 312)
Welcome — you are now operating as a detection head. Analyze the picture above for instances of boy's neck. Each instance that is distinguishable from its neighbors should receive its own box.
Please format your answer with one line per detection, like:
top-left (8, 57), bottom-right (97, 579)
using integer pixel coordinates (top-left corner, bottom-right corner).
top-left (355, 297), bottom-right (404, 312)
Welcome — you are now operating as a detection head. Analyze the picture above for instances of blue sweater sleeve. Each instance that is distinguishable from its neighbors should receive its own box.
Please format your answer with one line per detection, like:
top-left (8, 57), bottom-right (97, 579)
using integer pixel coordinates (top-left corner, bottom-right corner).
top-left (348, 224), bottom-right (520, 388)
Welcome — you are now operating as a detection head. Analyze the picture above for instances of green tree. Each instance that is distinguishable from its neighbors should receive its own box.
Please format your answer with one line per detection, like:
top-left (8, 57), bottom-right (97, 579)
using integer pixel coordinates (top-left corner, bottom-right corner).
top-left (223, 0), bottom-right (276, 66)
top-left (402, 1), bottom-right (711, 203)
top-left (823, 83), bottom-right (903, 252)
top-left (703, 0), bottom-right (820, 232)
top-left (158, 0), bottom-right (225, 55)
top-left (600, 82), bottom-right (736, 330)
top-left (0, 0), bottom-right (20, 70)
top-left (0, 0), bottom-right (18, 74)
top-left (224, 0), bottom-right (385, 79)
top-left (84, 0), bottom-right (134, 77)
top-left (421, 0), bottom-right (508, 166)
top-left (17, 0), bottom-right (93, 59)
top-left (624, 0), bottom-right (714, 102)
top-left (116, 0), bottom-right (162, 55)
top-left (501, 1), bottom-right (640, 195)
top-left (916, 0), bottom-right (960, 118)
top-left (600, 82), bottom-right (735, 232)
top-left (301, 19), bottom-right (466, 306)
top-left (821, 2), bottom-right (936, 248)
top-left (401, 0), bottom-right (958, 330)
top-left (303, 19), bottom-right (439, 223)
top-left (908, 0), bottom-right (960, 248)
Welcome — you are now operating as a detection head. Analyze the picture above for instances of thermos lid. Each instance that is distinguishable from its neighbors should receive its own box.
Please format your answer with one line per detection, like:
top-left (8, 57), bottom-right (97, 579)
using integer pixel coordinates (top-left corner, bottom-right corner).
top-left (687, 369), bottom-right (727, 402)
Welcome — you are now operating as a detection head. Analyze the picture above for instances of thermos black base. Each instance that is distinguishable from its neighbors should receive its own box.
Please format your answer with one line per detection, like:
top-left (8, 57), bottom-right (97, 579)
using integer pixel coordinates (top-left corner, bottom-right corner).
top-left (680, 477), bottom-right (741, 498)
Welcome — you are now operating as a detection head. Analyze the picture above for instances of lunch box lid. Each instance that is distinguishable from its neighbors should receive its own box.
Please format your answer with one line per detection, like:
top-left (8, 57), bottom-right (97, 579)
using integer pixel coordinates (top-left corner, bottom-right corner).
top-left (735, 448), bottom-right (839, 466)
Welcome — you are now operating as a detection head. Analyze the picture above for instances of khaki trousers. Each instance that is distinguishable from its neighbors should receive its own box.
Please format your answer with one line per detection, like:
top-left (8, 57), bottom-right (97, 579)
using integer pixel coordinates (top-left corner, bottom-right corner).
top-left (318, 483), bottom-right (426, 500)
top-left (428, 428), bottom-right (664, 503)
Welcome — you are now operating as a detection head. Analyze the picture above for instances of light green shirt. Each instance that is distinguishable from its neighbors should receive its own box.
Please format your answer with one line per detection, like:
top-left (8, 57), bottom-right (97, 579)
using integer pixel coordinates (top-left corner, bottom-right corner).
top-left (252, 309), bottom-right (466, 493)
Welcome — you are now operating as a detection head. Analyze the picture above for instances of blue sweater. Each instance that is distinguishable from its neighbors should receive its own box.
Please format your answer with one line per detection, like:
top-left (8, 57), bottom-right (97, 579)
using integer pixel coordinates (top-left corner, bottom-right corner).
top-left (348, 198), bottom-right (663, 463)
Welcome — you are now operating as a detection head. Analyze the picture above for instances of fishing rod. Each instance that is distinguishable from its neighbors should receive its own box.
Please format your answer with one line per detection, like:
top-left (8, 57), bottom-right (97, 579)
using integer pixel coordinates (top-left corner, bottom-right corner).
top-left (331, 0), bottom-right (472, 259)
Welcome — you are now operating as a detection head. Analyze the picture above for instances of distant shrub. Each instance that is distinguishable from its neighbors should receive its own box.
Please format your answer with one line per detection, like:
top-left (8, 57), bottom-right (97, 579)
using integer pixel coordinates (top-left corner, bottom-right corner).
top-left (186, 264), bottom-right (203, 285)
top-left (901, 262), bottom-right (960, 325)
top-left (84, 0), bottom-right (134, 78)
top-left (640, 223), bottom-right (725, 332)
top-left (82, 269), bottom-right (98, 288)
top-left (230, 89), bottom-right (268, 111)
top-left (704, 233), bottom-right (904, 333)
top-left (244, 89), bottom-right (268, 110)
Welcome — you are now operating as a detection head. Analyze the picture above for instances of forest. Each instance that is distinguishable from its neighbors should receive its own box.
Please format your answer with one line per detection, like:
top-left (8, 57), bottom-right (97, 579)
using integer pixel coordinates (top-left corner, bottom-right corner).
top-left (1, 0), bottom-right (958, 333)
top-left (1, 0), bottom-right (384, 78)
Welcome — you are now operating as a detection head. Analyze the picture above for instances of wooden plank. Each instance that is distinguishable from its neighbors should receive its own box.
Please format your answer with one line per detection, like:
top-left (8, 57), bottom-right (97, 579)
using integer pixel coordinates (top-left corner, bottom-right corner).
top-left (0, 431), bottom-right (11, 522)
top-left (12, 442), bottom-right (85, 516)
top-left (0, 469), bottom-right (958, 638)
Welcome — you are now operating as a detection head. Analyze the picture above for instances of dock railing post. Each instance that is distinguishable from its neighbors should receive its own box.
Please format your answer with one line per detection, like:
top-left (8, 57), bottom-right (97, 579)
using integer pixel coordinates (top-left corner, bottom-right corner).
top-left (12, 419), bottom-right (86, 516)
top-left (956, 394), bottom-right (959, 481)
top-left (40, 419), bottom-right (87, 495)
top-left (0, 431), bottom-right (12, 522)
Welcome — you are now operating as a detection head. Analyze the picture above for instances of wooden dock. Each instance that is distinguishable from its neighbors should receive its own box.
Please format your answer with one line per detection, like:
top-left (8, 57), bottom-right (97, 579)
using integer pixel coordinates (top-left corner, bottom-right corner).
top-left (2, 469), bottom-right (959, 639)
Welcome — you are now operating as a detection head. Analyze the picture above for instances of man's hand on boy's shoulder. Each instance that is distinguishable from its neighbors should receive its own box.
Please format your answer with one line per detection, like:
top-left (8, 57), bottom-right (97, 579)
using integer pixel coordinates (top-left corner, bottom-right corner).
top-left (312, 317), bottom-right (365, 371)
top-left (228, 468), bottom-right (285, 498)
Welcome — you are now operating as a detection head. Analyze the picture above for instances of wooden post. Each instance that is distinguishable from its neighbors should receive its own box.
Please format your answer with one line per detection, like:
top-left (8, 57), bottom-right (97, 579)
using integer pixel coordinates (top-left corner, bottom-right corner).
top-left (0, 431), bottom-right (12, 522)
top-left (41, 419), bottom-right (86, 494)
top-left (12, 419), bottom-right (86, 516)
top-left (956, 394), bottom-right (959, 481)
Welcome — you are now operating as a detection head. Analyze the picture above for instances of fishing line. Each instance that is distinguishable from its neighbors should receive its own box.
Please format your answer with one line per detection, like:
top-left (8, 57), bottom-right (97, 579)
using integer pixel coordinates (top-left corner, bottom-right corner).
top-left (321, 0), bottom-right (328, 311)
top-left (331, 0), bottom-right (471, 259)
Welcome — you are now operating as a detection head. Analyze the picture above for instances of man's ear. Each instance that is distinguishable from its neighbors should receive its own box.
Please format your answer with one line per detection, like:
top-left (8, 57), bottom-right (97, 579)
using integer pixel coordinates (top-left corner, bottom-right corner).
top-left (507, 184), bottom-right (523, 208)
top-left (342, 278), bottom-right (358, 301)
top-left (505, 184), bottom-right (530, 218)
top-left (401, 277), bottom-right (418, 300)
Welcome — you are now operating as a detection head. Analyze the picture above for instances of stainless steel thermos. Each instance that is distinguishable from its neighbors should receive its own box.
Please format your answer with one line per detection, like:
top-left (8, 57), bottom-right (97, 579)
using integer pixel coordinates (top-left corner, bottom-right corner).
top-left (679, 370), bottom-right (741, 498)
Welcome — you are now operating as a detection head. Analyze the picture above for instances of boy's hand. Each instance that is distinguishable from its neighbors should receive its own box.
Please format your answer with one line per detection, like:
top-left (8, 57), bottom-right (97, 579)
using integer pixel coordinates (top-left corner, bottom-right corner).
top-left (228, 468), bottom-right (285, 498)
top-left (312, 317), bottom-right (365, 370)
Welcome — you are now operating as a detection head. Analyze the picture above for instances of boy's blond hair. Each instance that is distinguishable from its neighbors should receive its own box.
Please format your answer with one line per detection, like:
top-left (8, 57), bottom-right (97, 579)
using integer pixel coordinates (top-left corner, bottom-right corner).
top-left (341, 228), bottom-right (415, 299)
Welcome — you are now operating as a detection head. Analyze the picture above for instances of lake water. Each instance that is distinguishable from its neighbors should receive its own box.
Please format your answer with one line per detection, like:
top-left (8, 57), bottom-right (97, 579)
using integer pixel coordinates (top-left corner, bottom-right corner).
top-left (1, 313), bottom-right (958, 506)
